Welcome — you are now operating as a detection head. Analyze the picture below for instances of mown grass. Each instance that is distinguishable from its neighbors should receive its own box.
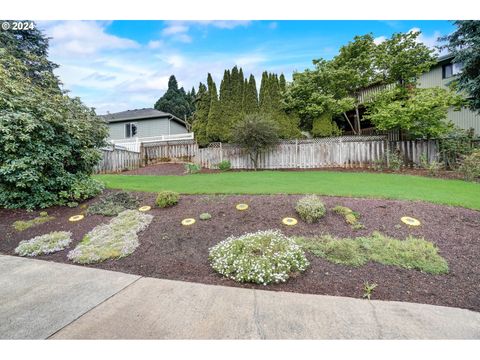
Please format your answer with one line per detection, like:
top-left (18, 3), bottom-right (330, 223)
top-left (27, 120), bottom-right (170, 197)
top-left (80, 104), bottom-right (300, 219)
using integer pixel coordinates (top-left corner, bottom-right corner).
top-left (95, 171), bottom-right (480, 210)
top-left (295, 231), bottom-right (449, 274)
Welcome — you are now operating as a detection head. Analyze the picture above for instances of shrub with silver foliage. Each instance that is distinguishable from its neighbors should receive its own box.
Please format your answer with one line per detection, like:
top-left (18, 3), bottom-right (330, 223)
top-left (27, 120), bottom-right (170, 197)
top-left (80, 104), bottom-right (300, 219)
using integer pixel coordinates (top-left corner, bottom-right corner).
top-left (15, 231), bottom-right (72, 257)
top-left (295, 195), bottom-right (326, 223)
top-left (67, 209), bottom-right (153, 264)
top-left (209, 229), bottom-right (309, 285)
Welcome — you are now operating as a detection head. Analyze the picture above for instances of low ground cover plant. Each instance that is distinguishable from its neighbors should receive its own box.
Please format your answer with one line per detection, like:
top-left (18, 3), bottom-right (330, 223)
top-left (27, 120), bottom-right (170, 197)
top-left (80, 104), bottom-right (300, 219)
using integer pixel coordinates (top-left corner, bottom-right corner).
top-left (155, 191), bottom-right (180, 208)
top-left (15, 231), bottom-right (72, 257)
top-left (209, 229), bottom-right (309, 285)
top-left (184, 163), bottom-right (201, 174)
top-left (295, 195), bottom-right (326, 223)
top-left (87, 191), bottom-right (140, 216)
top-left (458, 149), bottom-right (480, 181)
top-left (363, 281), bottom-right (378, 300)
top-left (12, 212), bottom-right (55, 231)
top-left (67, 210), bottom-right (153, 264)
top-left (295, 231), bottom-right (448, 274)
top-left (332, 205), bottom-right (364, 229)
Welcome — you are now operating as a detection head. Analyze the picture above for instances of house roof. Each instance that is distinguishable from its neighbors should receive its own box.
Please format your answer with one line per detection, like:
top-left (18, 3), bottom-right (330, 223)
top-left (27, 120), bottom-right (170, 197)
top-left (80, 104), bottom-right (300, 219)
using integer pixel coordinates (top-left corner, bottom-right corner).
top-left (100, 108), bottom-right (187, 127)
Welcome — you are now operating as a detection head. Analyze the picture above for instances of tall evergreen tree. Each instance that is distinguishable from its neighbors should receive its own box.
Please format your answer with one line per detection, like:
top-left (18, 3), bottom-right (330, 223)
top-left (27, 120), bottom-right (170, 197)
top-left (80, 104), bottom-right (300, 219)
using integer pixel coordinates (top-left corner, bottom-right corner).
top-left (154, 75), bottom-right (193, 120)
top-left (243, 74), bottom-right (259, 113)
top-left (279, 74), bottom-right (287, 93)
top-left (192, 83), bottom-right (209, 146)
top-left (206, 73), bottom-right (223, 142)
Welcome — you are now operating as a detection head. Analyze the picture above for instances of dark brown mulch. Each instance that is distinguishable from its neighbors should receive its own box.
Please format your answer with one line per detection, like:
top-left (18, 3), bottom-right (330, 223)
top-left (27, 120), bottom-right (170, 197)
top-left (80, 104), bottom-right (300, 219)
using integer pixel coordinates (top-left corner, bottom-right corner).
top-left (120, 162), bottom-right (465, 180)
top-left (1, 192), bottom-right (479, 312)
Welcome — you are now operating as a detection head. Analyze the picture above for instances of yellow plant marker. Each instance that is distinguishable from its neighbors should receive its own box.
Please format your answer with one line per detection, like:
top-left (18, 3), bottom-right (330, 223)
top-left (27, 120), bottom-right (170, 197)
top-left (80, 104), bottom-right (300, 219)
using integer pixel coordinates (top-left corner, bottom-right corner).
top-left (181, 218), bottom-right (196, 226)
top-left (282, 217), bottom-right (298, 226)
top-left (401, 216), bottom-right (421, 226)
top-left (138, 206), bottom-right (151, 212)
top-left (236, 203), bottom-right (249, 211)
top-left (69, 214), bottom-right (84, 222)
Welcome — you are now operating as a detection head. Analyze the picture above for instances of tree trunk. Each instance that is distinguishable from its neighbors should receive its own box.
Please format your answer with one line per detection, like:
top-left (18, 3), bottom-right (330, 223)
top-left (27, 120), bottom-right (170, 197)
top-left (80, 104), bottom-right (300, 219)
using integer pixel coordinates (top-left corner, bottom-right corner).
top-left (343, 112), bottom-right (356, 134)
top-left (355, 106), bottom-right (362, 135)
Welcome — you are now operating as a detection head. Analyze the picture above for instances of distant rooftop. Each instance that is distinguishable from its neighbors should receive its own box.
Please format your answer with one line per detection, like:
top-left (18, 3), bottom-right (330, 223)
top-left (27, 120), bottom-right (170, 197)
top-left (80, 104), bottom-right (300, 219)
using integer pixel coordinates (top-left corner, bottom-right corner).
top-left (100, 108), bottom-right (186, 125)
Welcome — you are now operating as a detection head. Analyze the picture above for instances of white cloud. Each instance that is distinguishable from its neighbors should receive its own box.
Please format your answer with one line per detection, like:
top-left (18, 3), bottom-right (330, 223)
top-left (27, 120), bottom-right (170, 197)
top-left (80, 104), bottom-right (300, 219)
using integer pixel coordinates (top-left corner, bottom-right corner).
top-left (40, 21), bottom-right (139, 56)
top-left (162, 24), bottom-right (189, 36)
top-left (147, 40), bottom-right (164, 49)
top-left (192, 20), bottom-right (251, 29)
top-left (374, 35), bottom-right (386, 45)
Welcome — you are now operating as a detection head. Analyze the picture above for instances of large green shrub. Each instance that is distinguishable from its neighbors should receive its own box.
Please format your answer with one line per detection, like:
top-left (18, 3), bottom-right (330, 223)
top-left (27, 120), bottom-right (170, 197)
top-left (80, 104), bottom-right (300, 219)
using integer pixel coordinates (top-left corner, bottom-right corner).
top-left (209, 230), bottom-right (309, 285)
top-left (217, 160), bottom-right (231, 172)
top-left (295, 195), bottom-right (326, 223)
top-left (155, 191), bottom-right (179, 208)
top-left (311, 113), bottom-right (341, 137)
top-left (458, 149), bottom-right (480, 181)
top-left (0, 28), bottom-right (108, 209)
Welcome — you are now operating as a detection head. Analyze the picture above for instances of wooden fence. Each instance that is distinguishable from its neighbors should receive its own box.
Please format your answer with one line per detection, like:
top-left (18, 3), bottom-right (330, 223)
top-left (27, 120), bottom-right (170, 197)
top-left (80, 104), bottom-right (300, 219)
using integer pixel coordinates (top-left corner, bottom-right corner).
top-left (94, 147), bottom-right (141, 174)
top-left (94, 137), bottom-right (442, 173)
top-left (195, 138), bottom-right (440, 170)
top-left (141, 140), bottom-right (199, 165)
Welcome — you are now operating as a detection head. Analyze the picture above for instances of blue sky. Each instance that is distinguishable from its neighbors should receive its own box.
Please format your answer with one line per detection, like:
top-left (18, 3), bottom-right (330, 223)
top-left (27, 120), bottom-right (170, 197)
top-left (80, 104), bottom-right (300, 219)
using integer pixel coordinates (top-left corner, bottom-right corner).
top-left (37, 20), bottom-right (455, 114)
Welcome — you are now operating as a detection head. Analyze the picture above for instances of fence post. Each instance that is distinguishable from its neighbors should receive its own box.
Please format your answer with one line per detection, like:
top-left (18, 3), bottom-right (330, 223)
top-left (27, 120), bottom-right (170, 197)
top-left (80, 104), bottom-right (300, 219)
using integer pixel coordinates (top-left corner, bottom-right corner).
top-left (220, 142), bottom-right (223, 163)
top-left (140, 143), bottom-right (146, 167)
top-left (386, 139), bottom-right (390, 168)
top-left (295, 139), bottom-right (299, 166)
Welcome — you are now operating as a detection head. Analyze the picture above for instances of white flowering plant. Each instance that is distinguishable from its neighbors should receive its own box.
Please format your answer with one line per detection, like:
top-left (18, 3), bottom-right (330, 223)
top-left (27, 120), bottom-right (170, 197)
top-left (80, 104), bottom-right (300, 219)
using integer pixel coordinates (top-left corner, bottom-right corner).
top-left (68, 209), bottom-right (153, 264)
top-left (209, 229), bottom-right (309, 285)
top-left (15, 231), bottom-right (72, 257)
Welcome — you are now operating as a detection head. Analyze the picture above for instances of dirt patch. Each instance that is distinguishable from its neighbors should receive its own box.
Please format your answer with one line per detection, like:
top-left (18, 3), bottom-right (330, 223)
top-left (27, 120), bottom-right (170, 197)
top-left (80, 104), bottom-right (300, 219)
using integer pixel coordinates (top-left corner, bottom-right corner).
top-left (119, 162), bottom-right (466, 180)
top-left (1, 192), bottom-right (479, 312)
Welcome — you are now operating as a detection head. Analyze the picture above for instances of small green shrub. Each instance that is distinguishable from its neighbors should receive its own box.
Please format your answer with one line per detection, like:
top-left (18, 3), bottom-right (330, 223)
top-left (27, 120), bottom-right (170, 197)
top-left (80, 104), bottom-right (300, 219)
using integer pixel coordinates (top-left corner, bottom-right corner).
top-left (155, 191), bottom-right (179, 208)
top-left (458, 149), bottom-right (480, 181)
top-left (66, 201), bottom-right (79, 208)
top-left (209, 230), bottom-right (309, 285)
top-left (184, 163), bottom-right (201, 174)
top-left (15, 231), bottom-right (72, 257)
top-left (217, 160), bottom-right (232, 172)
top-left (419, 154), bottom-right (443, 177)
top-left (363, 281), bottom-right (378, 300)
top-left (386, 150), bottom-right (403, 171)
top-left (199, 212), bottom-right (212, 220)
top-left (68, 210), bottom-right (153, 264)
top-left (12, 213), bottom-right (55, 232)
top-left (87, 191), bottom-right (140, 216)
top-left (295, 231), bottom-right (449, 274)
top-left (295, 195), bottom-right (326, 223)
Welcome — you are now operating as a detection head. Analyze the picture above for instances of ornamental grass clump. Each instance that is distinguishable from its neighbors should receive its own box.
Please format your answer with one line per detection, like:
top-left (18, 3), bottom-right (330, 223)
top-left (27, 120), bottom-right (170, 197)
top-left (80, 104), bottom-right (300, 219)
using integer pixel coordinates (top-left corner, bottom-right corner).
top-left (295, 195), bottom-right (326, 224)
top-left (15, 231), bottom-right (72, 257)
top-left (209, 229), bottom-right (309, 285)
top-left (67, 210), bottom-right (153, 264)
top-left (332, 205), bottom-right (364, 229)
top-left (155, 191), bottom-right (179, 208)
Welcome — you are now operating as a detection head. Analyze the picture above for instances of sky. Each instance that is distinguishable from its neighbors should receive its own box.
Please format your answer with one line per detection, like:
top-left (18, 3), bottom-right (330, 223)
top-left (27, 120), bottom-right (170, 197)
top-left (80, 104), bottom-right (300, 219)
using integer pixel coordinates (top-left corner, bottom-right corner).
top-left (37, 20), bottom-right (455, 115)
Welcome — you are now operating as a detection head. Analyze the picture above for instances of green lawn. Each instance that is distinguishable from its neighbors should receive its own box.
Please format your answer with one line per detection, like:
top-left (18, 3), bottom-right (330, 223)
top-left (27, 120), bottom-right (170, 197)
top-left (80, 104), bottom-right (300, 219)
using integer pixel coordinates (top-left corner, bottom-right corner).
top-left (95, 171), bottom-right (480, 210)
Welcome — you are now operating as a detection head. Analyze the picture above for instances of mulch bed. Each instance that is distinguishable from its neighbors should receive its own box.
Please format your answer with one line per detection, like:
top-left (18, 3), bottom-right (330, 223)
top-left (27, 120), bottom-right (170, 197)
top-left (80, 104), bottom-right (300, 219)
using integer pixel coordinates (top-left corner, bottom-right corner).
top-left (1, 192), bottom-right (479, 312)
top-left (120, 162), bottom-right (465, 180)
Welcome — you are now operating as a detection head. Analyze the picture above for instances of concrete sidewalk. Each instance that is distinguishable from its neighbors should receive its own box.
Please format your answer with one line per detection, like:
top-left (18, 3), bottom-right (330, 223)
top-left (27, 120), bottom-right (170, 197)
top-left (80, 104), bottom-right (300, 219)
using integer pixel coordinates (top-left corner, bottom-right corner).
top-left (1, 255), bottom-right (479, 339)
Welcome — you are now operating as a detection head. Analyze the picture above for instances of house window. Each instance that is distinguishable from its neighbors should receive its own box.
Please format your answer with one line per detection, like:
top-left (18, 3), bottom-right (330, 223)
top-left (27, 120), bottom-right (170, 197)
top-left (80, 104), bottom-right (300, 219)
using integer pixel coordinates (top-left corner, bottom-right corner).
top-left (125, 123), bottom-right (137, 138)
top-left (442, 62), bottom-right (463, 79)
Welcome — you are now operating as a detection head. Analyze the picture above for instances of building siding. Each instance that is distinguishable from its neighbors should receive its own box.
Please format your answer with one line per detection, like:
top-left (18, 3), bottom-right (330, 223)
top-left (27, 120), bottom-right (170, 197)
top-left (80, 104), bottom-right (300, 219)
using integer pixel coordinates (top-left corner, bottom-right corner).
top-left (419, 64), bottom-right (480, 135)
top-left (107, 117), bottom-right (187, 140)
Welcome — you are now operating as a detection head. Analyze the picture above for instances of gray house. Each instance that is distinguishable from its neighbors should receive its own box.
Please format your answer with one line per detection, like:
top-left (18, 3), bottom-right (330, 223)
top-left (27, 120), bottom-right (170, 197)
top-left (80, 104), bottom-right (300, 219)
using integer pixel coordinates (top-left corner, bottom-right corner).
top-left (418, 54), bottom-right (480, 135)
top-left (101, 108), bottom-right (190, 142)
